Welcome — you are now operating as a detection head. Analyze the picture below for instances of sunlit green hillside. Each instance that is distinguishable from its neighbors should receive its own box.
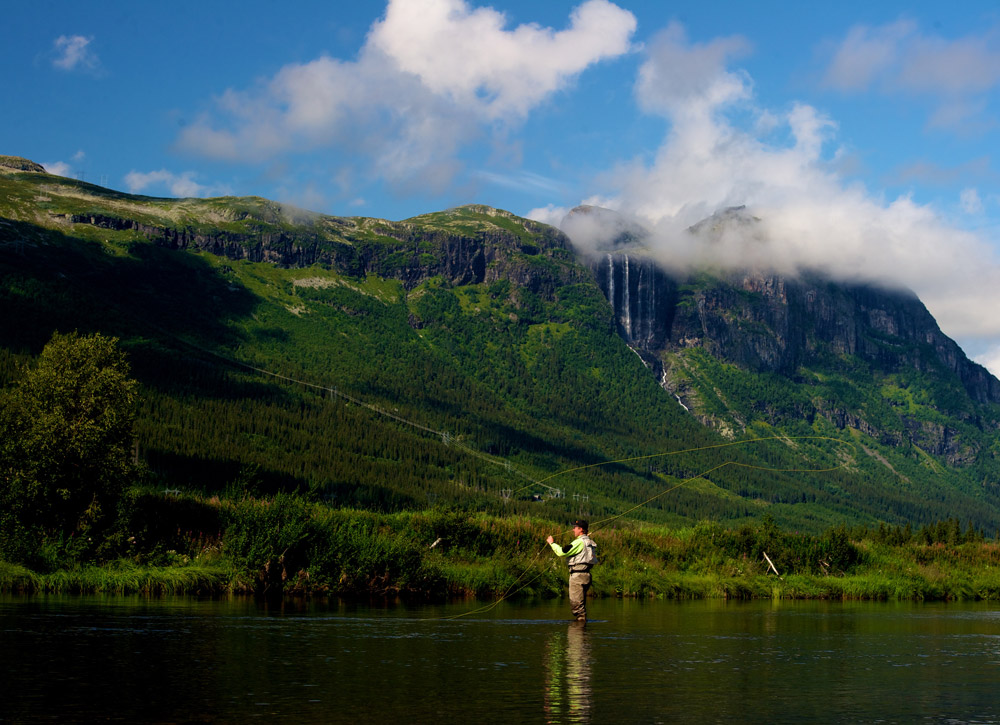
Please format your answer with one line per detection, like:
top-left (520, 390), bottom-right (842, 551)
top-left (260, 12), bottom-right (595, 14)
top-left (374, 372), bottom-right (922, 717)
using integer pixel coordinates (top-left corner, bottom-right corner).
top-left (3, 157), bottom-right (1000, 534)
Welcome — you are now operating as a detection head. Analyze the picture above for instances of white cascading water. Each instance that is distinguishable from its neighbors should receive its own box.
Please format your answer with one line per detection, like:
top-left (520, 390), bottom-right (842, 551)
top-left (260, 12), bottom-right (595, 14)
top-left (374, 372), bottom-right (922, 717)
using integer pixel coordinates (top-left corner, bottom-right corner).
top-left (637, 261), bottom-right (644, 344)
top-left (647, 263), bottom-right (655, 345)
top-left (607, 253), bottom-right (615, 326)
top-left (623, 254), bottom-right (631, 338)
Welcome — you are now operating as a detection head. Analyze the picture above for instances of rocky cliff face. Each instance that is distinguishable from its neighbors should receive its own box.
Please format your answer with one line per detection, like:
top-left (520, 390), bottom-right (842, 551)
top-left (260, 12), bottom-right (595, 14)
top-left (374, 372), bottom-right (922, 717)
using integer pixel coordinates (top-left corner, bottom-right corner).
top-left (569, 204), bottom-right (1000, 460)
top-left (0, 156), bottom-right (46, 173)
top-left (591, 252), bottom-right (674, 350)
top-left (588, 254), bottom-right (1000, 406)
top-left (569, 202), bottom-right (1000, 408)
top-left (65, 212), bottom-right (362, 271)
top-left (63, 205), bottom-right (583, 301)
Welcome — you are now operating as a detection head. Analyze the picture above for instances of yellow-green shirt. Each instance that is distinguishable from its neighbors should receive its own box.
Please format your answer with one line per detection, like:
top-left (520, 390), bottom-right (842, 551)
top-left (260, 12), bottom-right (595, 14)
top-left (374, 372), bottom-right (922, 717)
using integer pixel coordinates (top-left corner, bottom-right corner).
top-left (549, 536), bottom-right (585, 558)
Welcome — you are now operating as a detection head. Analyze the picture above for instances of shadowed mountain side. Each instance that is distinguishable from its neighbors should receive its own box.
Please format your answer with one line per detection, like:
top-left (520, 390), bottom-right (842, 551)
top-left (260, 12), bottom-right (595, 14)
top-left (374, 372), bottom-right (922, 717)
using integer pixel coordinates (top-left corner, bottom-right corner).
top-left (0, 218), bottom-right (255, 375)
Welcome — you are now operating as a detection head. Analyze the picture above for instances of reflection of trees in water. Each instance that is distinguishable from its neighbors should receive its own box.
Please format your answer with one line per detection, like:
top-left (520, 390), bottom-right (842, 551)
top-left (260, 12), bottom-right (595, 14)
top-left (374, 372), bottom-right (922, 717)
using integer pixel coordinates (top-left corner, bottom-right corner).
top-left (544, 622), bottom-right (592, 723)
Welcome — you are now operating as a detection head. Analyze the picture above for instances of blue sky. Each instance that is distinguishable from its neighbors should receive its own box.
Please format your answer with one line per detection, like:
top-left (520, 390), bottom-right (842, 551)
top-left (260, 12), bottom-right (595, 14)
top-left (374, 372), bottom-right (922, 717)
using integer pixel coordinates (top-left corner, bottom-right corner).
top-left (5, 0), bottom-right (1000, 371)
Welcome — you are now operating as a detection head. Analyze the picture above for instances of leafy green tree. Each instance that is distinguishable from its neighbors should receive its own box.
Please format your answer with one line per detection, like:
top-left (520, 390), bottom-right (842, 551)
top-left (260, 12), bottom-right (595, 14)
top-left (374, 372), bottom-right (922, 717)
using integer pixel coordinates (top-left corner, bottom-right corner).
top-left (0, 331), bottom-right (138, 567)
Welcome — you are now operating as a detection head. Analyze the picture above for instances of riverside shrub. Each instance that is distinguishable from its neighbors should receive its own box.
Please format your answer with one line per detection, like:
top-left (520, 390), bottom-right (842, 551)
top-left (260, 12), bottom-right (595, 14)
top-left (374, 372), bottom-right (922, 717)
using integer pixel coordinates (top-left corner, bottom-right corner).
top-left (0, 332), bottom-right (138, 569)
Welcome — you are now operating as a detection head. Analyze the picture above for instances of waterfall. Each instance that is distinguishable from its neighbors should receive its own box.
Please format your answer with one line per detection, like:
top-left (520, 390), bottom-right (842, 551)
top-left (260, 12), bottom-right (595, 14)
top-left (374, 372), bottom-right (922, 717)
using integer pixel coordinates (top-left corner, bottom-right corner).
top-left (637, 261), bottom-right (644, 344)
top-left (647, 263), bottom-right (655, 345)
top-left (607, 253), bottom-right (615, 323)
top-left (623, 254), bottom-right (631, 338)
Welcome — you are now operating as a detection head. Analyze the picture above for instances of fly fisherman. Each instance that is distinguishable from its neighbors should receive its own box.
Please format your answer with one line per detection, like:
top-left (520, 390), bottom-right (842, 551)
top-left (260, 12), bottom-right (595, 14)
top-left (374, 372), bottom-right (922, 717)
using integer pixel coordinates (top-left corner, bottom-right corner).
top-left (547, 520), bottom-right (597, 622)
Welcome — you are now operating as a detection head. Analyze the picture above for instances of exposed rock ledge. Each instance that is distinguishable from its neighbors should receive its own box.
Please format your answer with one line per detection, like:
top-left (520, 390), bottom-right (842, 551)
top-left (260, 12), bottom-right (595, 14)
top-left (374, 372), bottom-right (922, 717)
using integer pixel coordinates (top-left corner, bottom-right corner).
top-left (0, 156), bottom-right (46, 173)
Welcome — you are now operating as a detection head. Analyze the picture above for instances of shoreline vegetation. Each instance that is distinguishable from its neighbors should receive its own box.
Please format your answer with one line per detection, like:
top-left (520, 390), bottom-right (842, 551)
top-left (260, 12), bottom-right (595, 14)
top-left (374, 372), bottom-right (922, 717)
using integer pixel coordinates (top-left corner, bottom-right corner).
top-left (6, 302), bottom-right (1000, 609)
top-left (3, 500), bottom-right (1000, 602)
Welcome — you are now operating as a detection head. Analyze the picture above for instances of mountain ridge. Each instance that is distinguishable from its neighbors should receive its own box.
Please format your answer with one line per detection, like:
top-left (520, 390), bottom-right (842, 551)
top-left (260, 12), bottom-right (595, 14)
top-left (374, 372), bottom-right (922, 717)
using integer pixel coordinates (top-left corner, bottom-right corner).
top-left (3, 157), bottom-right (1000, 532)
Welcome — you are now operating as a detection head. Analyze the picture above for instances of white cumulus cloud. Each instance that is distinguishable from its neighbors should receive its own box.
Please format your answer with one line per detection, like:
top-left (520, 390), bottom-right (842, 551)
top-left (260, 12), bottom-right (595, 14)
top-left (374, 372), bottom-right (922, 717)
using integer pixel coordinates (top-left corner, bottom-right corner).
top-left (42, 161), bottom-right (73, 177)
top-left (553, 22), bottom-right (1000, 355)
top-left (370, 0), bottom-right (636, 119)
top-left (177, 0), bottom-right (636, 192)
top-left (41, 151), bottom-right (87, 180)
top-left (635, 22), bottom-right (751, 118)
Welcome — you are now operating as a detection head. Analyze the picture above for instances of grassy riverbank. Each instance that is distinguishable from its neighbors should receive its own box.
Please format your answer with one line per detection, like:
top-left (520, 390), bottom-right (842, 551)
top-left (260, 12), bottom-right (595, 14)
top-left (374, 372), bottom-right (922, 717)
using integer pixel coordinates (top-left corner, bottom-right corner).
top-left (3, 500), bottom-right (1000, 601)
top-left (0, 560), bottom-right (227, 595)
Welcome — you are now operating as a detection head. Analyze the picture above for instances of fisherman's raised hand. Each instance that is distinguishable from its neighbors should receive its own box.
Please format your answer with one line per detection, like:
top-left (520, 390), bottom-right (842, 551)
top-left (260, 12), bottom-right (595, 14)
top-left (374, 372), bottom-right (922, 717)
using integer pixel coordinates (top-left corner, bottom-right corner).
top-left (546, 535), bottom-right (554, 544)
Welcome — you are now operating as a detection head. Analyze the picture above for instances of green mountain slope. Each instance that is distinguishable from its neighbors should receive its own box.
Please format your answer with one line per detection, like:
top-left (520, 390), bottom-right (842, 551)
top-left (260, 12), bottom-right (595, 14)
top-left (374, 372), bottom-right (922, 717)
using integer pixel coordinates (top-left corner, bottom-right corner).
top-left (3, 156), bottom-right (1000, 533)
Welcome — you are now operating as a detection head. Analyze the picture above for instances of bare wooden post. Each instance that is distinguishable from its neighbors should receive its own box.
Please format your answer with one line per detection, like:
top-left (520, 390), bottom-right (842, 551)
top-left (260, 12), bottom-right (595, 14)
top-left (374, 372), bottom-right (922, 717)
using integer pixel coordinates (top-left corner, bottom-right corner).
top-left (762, 550), bottom-right (780, 577)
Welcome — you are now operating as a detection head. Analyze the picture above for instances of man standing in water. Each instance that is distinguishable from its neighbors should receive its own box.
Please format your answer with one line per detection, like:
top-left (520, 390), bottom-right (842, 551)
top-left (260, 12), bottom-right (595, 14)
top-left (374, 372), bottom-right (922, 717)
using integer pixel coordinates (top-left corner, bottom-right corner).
top-left (547, 520), bottom-right (597, 622)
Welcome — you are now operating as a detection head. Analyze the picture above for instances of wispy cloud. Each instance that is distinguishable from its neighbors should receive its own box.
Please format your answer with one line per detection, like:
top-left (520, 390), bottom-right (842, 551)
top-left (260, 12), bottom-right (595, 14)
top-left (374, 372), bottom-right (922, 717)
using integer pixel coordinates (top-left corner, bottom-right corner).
top-left (52, 35), bottom-right (99, 72)
top-left (961, 188), bottom-right (984, 215)
top-left (822, 20), bottom-right (1000, 133)
top-left (124, 169), bottom-right (229, 198)
top-left (890, 156), bottom-right (993, 186)
top-left (822, 20), bottom-right (916, 92)
top-left (476, 169), bottom-right (564, 194)
top-left (177, 0), bottom-right (636, 193)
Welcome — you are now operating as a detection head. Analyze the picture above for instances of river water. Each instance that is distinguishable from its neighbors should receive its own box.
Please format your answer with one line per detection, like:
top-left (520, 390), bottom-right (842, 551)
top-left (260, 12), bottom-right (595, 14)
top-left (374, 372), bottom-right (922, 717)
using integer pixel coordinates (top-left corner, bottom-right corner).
top-left (2, 595), bottom-right (1000, 723)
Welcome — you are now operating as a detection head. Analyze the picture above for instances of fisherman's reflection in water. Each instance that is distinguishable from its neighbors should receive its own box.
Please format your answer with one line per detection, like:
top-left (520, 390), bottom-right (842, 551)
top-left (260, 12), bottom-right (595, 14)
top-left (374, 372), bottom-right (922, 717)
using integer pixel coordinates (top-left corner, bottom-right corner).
top-left (543, 622), bottom-right (592, 723)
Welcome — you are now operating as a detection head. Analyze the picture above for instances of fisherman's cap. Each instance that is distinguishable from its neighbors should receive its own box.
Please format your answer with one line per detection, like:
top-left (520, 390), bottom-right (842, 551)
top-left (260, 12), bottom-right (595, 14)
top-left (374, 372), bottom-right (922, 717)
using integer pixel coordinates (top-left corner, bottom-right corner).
top-left (573, 519), bottom-right (589, 532)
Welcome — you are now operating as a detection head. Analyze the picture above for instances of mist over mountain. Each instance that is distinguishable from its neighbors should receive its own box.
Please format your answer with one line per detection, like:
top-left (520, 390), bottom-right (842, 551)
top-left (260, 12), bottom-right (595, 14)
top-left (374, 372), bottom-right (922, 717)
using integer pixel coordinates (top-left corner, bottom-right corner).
top-left (3, 155), bottom-right (1000, 533)
top-left (566, 203), bottom-right (998, 389)
top-left (525, 24), bottom-right (1000, 370)
top-left (557, 205), bottom-right (1000, 463)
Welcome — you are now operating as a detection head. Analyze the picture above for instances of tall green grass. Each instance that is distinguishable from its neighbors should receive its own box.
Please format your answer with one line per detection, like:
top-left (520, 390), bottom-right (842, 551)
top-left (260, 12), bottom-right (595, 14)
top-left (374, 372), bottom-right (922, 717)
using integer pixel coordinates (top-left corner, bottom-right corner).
top-left (0, 560), bottom-right (227, 594)
top-left (7, 498), bottom-right (1000, 601)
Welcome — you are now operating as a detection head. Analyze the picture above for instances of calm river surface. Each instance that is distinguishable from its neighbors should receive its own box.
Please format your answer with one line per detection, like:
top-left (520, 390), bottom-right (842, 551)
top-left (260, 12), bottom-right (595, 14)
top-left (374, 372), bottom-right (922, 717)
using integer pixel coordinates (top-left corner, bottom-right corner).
top-left (2, 595), bottom-right (1000, 723)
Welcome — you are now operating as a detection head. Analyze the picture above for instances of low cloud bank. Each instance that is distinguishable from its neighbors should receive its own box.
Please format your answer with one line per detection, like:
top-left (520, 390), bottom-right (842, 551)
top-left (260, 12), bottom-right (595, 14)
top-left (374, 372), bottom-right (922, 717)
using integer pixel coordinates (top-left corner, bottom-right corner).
top-left (530, 21), bottom-right (1000, 372)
